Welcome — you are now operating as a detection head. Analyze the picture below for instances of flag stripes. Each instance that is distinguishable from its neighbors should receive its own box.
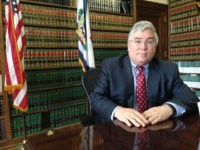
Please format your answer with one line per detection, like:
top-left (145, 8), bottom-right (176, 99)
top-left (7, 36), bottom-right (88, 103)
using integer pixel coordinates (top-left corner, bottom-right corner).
top-left (4, 0), bottom-right (28, 112)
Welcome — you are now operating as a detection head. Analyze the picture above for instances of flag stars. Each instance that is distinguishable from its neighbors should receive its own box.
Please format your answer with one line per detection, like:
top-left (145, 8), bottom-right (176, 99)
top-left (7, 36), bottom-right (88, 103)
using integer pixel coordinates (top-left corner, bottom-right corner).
top-left (12, 0), bottom-right (18, 12)
top-left (5, 0), bottom-right (9, 4)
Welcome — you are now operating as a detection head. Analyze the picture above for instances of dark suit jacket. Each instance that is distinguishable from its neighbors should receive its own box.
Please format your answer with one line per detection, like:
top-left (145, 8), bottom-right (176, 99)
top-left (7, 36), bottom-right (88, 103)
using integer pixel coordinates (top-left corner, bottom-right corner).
top-left (90, 54), bottom-right (199, 123)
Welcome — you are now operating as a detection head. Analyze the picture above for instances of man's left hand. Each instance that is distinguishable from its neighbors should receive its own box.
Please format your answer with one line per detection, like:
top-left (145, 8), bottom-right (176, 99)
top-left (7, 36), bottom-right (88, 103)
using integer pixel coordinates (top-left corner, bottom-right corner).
top-left (143, 104), bottom-right (174, 125)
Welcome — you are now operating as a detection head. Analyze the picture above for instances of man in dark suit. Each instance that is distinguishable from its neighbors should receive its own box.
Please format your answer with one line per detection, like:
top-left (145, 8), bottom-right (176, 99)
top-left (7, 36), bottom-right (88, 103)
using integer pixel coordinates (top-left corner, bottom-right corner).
top-left (90, 21), bottom-right (199, 127)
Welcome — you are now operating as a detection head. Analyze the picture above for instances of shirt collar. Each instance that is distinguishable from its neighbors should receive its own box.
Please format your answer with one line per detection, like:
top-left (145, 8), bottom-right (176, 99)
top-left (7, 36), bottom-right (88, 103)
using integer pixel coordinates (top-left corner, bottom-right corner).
top-left (130, 60), bottom-right (149, 69)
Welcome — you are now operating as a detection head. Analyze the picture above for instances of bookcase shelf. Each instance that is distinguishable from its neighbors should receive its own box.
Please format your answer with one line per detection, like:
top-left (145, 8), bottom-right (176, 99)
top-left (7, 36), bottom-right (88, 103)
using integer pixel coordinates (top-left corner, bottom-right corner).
top-left (23, 24), bottom-right (76, 30)
top-left (170, 29), bottom-right (200, 35)
top-left (0, 0), bottom-right (136, 147)
top-left (169, 0), bottom-right (200, 61)
top-left (10, 101), bottom-right (87, 116)
top-left (169, 0), bottom-right (200, 100)
top-left (25, 64), bottom-right (80, 70)
top-left (28, 84), bottom-right (81, 93)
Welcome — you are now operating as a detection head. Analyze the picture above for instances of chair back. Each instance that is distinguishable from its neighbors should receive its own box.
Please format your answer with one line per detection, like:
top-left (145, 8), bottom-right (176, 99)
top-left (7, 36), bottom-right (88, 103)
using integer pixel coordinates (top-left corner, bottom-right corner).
top-left (81, 69), bottom-right (100, 116)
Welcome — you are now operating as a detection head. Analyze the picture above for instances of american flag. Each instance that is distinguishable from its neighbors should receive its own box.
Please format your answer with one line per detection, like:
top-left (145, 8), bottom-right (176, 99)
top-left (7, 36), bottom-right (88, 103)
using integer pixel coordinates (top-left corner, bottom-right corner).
top-left (4, 0), bottom-right (28, 112)
top-left (76, 0), bottom-right (95, 72)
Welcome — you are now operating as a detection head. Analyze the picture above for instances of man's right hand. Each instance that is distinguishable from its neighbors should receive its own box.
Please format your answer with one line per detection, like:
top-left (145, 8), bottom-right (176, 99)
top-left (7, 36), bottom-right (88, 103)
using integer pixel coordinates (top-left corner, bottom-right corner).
top-left (114, 106), bottom-right (148, 127)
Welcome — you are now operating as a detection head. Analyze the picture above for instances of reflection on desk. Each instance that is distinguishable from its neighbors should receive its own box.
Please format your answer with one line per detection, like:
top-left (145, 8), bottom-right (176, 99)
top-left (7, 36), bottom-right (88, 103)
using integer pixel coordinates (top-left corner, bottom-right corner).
top-left (24, 114), bottom-right (200, 150)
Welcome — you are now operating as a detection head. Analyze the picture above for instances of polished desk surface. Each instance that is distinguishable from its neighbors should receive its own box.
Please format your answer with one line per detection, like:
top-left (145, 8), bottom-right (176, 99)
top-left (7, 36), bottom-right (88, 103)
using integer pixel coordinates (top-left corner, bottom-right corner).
top-left (24, 114), bottom-right (200, 150)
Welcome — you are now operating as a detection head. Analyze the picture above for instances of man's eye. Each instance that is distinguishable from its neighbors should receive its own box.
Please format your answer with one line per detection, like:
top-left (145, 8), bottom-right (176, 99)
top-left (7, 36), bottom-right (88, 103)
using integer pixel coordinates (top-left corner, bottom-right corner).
top-left (147, 39), bottom-right (155, 44)
top-left (135, 40), bottom-right (141, 44)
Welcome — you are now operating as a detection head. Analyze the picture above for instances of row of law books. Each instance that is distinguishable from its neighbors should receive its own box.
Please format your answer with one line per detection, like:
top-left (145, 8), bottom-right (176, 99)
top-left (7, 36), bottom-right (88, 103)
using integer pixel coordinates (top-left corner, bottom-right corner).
top-left (175, 60), bottom-right (200, 67)
top-left (94, 49), bottom-right (127, 65)
top-left (11, 113), bottom-right (42, 138)
top-left (169, 31), bottom-right (200, 47)
top-left (0, 96), bottom-right (4, 116)
top-left (180, 74), bottom-right (200, 89)
top-left (169, 53), bottom-right (200, 61)
top-left (19, 3), bottom-right (134, 32)
top-left (92, 31), bottom-right (128, 47)
top-left (24, 48), bottom-right (79, 69)
top-left (90, 12), bottom-right (133, 31)
top-left (25, 27), bottom-right (77, 48)
top-left (49, 104), bottom-right (87, 128)
top-left (175, 60), bottom-right (200, 95)
top-left (24, 48), bottom-right (128, 70)
top-left (169, 15), bottom-right (200, 34)
top-left (10, 105), bottom-right (87, 138)
top-left (26, 68), bottom-right (82, 90)
top-left (181, 74), bottom-right (200, 82)
top-left (169, 0), bottom-right (194, 8)
top-left (170, 30), bottom-right (200, 41)
top-left (0, 119), bottom-right (6, 141)
top-left (20, 3), bottom-right (76, 28)
top-left (169, 2), bottom-right (198, 21)
top-left (174, 60), bottom-right (200, 74)
top-left (9, 86), bottom-right (86, 115)
top-left (25, 27), bottom-right (128, 48)
top-left (169, 46), bottom-right (199, 58)
top-left (170, 39), bottom-right (199, 48)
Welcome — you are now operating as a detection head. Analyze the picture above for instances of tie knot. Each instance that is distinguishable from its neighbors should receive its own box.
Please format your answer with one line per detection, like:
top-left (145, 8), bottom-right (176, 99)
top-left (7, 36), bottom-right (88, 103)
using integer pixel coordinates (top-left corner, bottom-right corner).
top-left (136, 66), bottom-right (144, 73)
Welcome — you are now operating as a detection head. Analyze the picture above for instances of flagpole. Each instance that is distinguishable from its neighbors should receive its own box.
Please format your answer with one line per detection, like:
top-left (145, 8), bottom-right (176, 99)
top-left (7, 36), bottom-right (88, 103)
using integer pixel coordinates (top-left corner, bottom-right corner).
top-left (15, 112), bottom-right (27, 149)
top-left (22, 112), bottom-right (27, 144)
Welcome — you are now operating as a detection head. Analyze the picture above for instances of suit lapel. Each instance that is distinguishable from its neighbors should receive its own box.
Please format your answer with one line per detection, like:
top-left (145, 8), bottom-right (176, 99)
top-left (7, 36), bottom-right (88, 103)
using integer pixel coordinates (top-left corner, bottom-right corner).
top-left (121, 56), bottom-right (161, 108)
top-left (147, 59), bottom-right (161, 107)
top-left (121, 56), bottom-right (134, 107)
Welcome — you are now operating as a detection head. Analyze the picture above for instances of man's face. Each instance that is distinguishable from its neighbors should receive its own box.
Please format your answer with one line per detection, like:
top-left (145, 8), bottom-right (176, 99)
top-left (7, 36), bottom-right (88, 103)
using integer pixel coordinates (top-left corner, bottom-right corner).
top-left (128, 29), bottom-right (157, 66)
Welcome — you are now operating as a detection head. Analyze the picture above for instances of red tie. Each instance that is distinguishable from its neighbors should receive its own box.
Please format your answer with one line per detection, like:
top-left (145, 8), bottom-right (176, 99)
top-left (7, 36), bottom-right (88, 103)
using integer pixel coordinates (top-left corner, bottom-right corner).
top-left (137, 131), bottom-right (148, 148)
top-left (136, 66), bottom-right (147, 113)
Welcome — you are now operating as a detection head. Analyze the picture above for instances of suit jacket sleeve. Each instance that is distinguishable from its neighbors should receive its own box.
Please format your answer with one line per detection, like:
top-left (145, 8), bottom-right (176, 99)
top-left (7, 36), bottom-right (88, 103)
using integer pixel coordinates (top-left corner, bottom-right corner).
top-left (90, 55), bottom-right (134, 122)
top-left (147, 59), bottom-right (199, 116)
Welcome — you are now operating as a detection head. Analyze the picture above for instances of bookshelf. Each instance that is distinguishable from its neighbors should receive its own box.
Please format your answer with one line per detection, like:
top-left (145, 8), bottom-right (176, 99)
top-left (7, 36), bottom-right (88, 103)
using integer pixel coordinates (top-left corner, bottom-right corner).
top-left (0, 0), bottom-right (136, 147)
top-left (0, 0), bottom-right (11, 143)
top-left (168, 0), bottom-right (200, 99)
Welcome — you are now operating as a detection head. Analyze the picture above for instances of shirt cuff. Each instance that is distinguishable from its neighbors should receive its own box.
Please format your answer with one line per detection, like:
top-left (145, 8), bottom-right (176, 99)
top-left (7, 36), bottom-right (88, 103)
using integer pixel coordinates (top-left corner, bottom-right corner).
top-left (111, 106), bottom-right (118, 120)
top-left (165, 102), bottom-right (186, 117)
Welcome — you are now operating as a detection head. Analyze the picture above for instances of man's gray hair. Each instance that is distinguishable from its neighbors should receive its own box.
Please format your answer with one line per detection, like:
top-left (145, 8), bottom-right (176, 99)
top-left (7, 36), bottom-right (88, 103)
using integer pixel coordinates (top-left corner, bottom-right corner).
top-left (128, 21), bottom-right (159, 45)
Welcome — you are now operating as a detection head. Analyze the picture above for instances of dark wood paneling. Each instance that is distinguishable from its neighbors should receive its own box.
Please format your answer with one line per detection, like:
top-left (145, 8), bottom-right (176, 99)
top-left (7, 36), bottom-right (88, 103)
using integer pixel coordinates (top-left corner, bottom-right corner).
top-left (136, 0), bottom-right (168, 60)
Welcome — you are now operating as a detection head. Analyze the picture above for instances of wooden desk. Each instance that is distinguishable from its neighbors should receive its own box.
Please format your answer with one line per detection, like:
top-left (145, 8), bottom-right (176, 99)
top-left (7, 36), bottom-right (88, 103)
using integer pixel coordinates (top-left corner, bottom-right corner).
top-left (24, 114), bottom-right (200, 150)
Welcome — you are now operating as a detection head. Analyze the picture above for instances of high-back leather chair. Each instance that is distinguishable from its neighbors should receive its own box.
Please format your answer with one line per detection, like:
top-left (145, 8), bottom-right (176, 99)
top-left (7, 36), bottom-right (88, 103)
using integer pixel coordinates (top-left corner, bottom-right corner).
top-left (81, 69), bottom-right (100, 124)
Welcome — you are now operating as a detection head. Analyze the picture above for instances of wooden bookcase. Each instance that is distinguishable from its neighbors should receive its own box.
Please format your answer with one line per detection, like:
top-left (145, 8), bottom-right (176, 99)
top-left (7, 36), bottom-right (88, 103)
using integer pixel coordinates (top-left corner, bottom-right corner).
top-left (0, 0), bottom-right (136, 147)
top-left (168, 0), bottom-right (200, 98)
